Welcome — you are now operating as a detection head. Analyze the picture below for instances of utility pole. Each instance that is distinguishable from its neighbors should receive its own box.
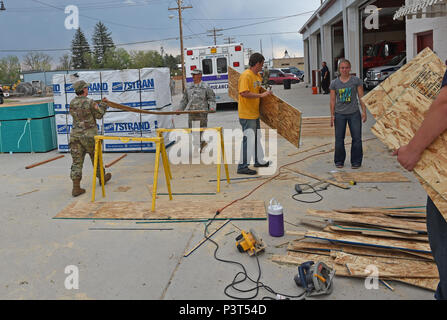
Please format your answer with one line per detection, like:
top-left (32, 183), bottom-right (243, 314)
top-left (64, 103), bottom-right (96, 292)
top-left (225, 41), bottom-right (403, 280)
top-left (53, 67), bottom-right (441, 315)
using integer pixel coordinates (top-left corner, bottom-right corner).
top-left (223, 37), bottom-right (235, 44)
top-left (207, 27), bottom-right (223, 45)
top-left (169, 0), bottom-right (192, 93)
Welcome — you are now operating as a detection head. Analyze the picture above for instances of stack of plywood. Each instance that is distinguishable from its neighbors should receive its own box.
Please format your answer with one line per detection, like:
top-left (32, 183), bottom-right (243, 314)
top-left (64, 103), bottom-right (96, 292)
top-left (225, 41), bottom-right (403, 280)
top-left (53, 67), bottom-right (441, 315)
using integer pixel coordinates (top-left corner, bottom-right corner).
top-left (272, 206), bottom-right (439, 292)
top-left (301, 116), bottom-right (350, 137)
top-left (362, 48), bottom-right (447, 220)
top-left (228, 67), bottom-right (302, 148)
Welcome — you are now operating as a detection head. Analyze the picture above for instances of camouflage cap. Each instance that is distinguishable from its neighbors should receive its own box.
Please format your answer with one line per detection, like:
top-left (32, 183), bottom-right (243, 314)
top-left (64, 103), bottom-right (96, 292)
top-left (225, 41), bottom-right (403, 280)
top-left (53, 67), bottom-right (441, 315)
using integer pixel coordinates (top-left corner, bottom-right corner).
top-left (73, 80), bottom-right (89, 92)
top-left (191, 69), bottom-right (203, 75)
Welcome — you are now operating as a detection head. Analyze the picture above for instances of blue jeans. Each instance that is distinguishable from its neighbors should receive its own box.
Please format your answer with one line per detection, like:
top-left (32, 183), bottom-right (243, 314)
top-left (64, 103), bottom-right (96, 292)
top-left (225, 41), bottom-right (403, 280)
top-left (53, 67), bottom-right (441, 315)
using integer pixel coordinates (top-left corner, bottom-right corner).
top-left (427, 197), bottom-right (447, 300)
top-left (238, 118), bottom-right (265, 170)
top-left (334, 111), bottom-right (363, 166)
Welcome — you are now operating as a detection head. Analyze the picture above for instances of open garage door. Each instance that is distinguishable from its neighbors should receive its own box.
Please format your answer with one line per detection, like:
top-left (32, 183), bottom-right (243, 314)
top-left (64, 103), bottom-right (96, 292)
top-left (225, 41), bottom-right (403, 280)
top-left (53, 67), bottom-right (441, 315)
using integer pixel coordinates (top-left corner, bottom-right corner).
top-left (360, 0), bottom-right (406, 89)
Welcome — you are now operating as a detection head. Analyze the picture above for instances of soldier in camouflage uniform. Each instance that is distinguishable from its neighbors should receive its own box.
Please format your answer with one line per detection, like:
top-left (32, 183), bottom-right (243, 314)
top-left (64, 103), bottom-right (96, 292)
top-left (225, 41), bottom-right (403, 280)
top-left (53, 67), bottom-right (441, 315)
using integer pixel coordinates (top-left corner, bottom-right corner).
top-left (179, 69), bottom-right (216, 152)
top-left (69, 80), bottom-right (111, 197)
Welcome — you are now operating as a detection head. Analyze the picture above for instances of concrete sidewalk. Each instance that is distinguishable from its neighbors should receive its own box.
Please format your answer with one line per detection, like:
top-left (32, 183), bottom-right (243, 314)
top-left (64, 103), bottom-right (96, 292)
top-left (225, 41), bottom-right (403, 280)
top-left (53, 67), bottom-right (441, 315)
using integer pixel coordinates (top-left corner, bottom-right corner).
top-left (0, 84), bottom-right (434, 300)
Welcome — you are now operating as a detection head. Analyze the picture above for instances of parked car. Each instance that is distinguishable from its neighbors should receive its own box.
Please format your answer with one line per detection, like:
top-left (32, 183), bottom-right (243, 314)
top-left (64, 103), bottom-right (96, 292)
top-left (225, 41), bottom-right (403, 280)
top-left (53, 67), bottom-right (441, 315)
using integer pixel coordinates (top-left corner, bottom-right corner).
top-left (265, 69), bottom-right (300, 85)
top-left (279, 67), bottom-right (304, 81)
top-left (364, 52), bottom-right (406, 90)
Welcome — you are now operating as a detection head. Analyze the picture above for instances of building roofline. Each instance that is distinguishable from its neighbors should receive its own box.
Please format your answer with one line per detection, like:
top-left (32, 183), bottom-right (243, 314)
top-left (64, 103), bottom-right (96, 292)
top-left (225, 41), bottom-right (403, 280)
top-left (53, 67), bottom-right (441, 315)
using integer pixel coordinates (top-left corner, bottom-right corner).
top-left (298, 0), bottom-right (337, 34)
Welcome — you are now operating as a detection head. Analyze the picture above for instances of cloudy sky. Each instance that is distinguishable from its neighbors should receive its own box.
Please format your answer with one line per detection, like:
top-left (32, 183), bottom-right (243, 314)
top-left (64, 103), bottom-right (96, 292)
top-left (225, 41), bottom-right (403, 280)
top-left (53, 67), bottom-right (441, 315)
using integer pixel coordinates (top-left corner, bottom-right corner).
top-left (0, 0), bottom-right (321, 63)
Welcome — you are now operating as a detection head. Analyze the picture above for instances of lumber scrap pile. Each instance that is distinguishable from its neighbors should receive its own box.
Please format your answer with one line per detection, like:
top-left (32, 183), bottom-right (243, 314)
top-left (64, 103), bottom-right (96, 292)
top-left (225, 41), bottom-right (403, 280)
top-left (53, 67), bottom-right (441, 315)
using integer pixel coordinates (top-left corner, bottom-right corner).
top-left (272, 206), bottom-right (439, 291)
top-left (228, 67), bottom-right (302, 148)
top-left (361, 48), bottom-right (447, 219)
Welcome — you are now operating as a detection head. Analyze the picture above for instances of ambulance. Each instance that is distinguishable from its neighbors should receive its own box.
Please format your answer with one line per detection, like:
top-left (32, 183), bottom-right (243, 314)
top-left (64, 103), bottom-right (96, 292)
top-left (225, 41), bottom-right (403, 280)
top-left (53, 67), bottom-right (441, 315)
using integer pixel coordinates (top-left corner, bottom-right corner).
top-left (184, 43), bottom-right (245, 104)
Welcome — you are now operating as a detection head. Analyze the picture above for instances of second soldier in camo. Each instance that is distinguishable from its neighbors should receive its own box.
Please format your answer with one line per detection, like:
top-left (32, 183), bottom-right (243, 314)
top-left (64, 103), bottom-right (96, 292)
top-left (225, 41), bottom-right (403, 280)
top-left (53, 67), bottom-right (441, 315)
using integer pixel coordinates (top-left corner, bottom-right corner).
top-left (179, 69), bottom-right (216, 152)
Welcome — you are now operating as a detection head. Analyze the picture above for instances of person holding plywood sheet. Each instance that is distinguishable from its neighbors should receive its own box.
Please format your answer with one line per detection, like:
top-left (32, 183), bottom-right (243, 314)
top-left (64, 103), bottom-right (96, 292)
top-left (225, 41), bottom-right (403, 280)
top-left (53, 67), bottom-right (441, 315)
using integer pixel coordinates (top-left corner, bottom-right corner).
top-left (393, 70), bottom-right (447, 300)
top-left (69, 80), bottom-right (112, 197)
top-left (237, 53), bottom-right (273, 175)
top-left (329, 59), bottom-right (367, 169)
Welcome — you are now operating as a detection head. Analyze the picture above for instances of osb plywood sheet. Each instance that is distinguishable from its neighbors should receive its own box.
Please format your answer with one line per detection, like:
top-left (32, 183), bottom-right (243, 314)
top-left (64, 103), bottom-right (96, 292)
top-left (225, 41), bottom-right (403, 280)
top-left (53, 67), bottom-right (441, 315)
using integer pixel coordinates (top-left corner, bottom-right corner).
top-left (304, 230), bottom-right (431, 253)
top-left (272, 252), bottom-right (439, 281)
top-left (362, 48), bottom-right (447, 220)
top-left (325, 225), bottom-right (429, 242)
top-left (365, 48), bottom-right (445, 119)
top-left (228, 66), bottom-right (239, 102)
top-left (54, 200), bottom-right (266, 220)
top-left (331, 251), bottom-right (438, 279)
top-left (273, 256), bottom-right (438, 291)
top-left (331, 171), bottom-right (410, 183)
top-left (288, 240), bottom-right (434, 261)
top-left (228, 67), bottom-right (302, 148)
top-left (307, 209), bottom-right (427, 233)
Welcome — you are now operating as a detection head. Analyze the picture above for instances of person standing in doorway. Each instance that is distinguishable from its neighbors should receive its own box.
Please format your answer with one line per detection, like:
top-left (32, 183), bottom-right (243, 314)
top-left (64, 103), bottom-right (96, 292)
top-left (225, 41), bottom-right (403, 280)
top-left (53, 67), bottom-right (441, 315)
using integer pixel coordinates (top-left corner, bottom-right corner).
top-left (329, 59), bottom-right (367, 169)
top-left (321, 61), bottom-right (330, 94)
top-left (237, 52), bottom-right (272, 175)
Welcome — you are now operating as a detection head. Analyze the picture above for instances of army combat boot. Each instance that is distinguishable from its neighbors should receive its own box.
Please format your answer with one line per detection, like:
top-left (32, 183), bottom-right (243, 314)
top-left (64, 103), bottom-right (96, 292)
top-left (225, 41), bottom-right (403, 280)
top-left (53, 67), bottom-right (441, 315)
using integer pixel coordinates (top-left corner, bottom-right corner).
top-left (98, 172), bottom-right (112, 185)
top-left (72, 179), bottom-right (86, 197)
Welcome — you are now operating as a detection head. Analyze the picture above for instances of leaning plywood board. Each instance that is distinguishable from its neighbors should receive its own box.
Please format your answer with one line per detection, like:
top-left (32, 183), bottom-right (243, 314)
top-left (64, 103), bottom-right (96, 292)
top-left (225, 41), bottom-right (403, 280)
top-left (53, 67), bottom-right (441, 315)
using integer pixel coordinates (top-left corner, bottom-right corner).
top-left (362, 48), bottom-right (447, 220)
top-left (228, 67), bottom-right (302, 148)
top-left (54, 200), bottom-right (266, 220)
top-left (331, 171), bottom-right (410, 183)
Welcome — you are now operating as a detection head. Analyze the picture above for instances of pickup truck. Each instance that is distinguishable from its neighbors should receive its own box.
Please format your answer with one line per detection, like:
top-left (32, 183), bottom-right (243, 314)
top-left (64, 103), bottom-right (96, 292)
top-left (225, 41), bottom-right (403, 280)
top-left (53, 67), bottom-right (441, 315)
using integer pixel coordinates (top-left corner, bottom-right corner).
top-left (364, 52), bottom-right (406, 90)
top-left (363, 40), bottom-right (406, 76)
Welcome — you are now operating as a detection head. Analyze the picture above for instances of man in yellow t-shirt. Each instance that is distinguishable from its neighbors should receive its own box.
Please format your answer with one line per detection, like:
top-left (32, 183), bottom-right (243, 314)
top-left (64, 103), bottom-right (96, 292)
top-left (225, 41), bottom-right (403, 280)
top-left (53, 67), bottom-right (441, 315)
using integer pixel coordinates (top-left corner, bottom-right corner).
top-left (237, 53), bottom-right (272, 175)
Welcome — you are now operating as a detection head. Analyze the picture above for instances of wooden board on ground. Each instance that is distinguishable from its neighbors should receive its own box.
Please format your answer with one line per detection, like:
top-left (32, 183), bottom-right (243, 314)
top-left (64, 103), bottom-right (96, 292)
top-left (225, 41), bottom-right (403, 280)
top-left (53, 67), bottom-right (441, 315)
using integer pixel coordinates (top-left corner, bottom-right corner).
top-left (54, 200), bottom-right (266, 220)
top-left (331, 171), bottom-right (410, 183)
top-left (288, 240), bottom-right (434, 261)
top-left (307, 209), bottom-right (427, 233)
top-left (325, 225), bottom-right (429, 241)
top-left (301, 230), bottom-right (431, 253)
top-left (330, 251), bottom-right (438, 278)
top-left (301, 116), bottom-right (350, 137)
top-left (272, 252), bottom-right (437, 291)
top-left (228, 67), bottom-right (302, 148)
top-left (361, 48), bottom-right (447, 220)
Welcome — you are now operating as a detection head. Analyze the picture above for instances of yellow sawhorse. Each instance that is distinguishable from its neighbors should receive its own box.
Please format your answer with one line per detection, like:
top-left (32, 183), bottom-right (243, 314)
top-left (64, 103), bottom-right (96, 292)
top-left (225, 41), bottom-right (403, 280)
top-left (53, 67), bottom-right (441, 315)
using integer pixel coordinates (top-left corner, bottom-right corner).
top-left (156, 127), bottom-right (230, 193)
top-left (91, 135), bottom-right (172, 211)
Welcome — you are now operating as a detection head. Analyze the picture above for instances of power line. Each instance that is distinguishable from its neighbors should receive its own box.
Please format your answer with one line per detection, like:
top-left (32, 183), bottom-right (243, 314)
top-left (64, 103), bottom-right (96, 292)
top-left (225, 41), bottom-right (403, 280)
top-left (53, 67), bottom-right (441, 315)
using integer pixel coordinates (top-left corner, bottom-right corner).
top-left (0, 6), bottom-right (312, 53)
top-left (27, 0), bottom-right (172, 31)
top-left (207, 27), bottom-right (223, 45)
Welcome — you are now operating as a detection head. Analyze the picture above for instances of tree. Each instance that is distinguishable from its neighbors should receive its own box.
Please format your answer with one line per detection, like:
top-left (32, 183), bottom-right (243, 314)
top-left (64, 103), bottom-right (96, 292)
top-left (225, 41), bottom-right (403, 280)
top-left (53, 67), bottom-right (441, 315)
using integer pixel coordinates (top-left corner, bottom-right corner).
top-left (164, 54), bottom-right (180, 75)
top-left (57, 53), bottom-right (72, 70)
top-left (129, 50), bottom-right (164, 69)
top-left (92, 22), bottom-right (115, 68)
top-left (0, 55), bottom-right (21, 84)
top-left (71, 28), bottom-right (91, 69)
top-left (103, 48), bottom-right (131, 69)
top-left (22, 52), bottom-right (52, 71)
